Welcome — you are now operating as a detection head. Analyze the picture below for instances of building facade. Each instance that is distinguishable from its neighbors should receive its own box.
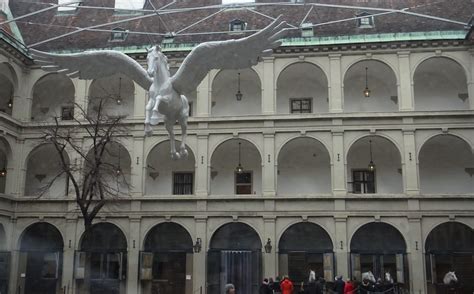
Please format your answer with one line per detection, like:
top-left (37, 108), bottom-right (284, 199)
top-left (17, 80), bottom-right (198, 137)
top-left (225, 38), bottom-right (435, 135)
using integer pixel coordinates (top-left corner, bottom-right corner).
top-left (0, 1), bottom-right (474, 294)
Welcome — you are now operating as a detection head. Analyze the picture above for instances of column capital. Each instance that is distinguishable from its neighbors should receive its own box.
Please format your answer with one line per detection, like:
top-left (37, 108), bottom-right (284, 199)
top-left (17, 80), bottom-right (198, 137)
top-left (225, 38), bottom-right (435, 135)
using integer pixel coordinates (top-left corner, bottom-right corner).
top-left (329, 53), bottom-right (342, 59)
top-left (397, 50), bottom-right (411, 57)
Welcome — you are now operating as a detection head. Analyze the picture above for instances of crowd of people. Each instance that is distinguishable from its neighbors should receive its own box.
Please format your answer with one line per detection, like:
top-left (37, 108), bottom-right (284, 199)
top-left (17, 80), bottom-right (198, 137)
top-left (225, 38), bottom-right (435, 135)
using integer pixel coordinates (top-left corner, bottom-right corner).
top-left (222, 271), bottom-right (398, 294)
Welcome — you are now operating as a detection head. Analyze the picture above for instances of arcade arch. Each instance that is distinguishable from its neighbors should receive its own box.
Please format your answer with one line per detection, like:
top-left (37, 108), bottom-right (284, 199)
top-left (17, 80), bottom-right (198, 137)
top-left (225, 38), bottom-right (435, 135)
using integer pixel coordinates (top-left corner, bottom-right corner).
top-left (414, 57), bottom-right (469, 111)
top-left (344, 60), bottom-right (398, 113)
top-left (276, 62), bottom-right (328, 114)
top-left (32, 73), bottom-right (75, 121)
top-left (211, 68), bottom-right (261, 117)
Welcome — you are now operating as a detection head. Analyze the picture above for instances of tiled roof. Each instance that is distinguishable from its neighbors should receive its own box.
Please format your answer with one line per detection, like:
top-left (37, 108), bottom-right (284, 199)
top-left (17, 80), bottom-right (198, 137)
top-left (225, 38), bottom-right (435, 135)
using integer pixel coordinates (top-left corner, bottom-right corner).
top-left (8, 0), bottom-right (474, 51)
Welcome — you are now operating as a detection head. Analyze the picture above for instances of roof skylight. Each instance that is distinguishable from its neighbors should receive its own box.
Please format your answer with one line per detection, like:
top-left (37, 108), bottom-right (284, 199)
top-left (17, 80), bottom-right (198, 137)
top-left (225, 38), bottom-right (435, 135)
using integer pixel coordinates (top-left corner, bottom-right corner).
top-left (222, 0), bottom-right (255, 4)
top-left (115, 0), bottom-right (146, 11)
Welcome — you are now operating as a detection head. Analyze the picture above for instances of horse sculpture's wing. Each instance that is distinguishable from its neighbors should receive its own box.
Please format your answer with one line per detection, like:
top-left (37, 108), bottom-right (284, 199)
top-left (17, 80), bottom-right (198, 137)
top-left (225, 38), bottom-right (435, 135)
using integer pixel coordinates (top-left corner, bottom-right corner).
top-left (171, 16), bottom-right (287, 95)
top-left (30, 49), bottom-right (153, 90)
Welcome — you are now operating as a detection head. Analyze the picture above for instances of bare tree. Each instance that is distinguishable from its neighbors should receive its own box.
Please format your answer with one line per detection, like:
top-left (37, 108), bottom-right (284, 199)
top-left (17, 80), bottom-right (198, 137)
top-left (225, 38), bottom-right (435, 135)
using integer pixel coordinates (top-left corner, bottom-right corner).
top-left (42, 99), bottom-right (129, 230)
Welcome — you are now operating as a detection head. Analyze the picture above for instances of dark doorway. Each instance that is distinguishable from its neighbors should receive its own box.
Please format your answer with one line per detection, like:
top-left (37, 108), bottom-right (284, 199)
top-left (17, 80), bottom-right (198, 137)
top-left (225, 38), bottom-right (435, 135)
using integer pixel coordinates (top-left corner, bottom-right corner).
top-left (279, 222), bottom-right (334, 285)
top-left (425, 222), bottom-right (474, 294)
top-left (142, 222), bottom-right (193, 294)
top-left (19, 222), bottom-right (63, 294)
top-left (350, 222), bottom-right (408, 289)
top-left (207, 222), bottom-right (262, 294)
top-left (78, 223), bottom-right (127, 294)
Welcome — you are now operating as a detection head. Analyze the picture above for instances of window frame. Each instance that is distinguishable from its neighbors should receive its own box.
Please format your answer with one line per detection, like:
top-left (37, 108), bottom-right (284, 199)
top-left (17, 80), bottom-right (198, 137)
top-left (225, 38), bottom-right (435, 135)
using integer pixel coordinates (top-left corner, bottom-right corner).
top-left (351, 169), bottom-right (376, 194)
top-left (289, 97), bottom-right (313, 114)
top-left (356, 12), bottom-right (375, 29)
top-left (109, 28), bottom-right (128, 42)
top-left (61, 106), bottom-right (74, 120)
top-left (235, 170), bottom-right (253, 195)
top-left (172, 171), bottom-right (194, 195)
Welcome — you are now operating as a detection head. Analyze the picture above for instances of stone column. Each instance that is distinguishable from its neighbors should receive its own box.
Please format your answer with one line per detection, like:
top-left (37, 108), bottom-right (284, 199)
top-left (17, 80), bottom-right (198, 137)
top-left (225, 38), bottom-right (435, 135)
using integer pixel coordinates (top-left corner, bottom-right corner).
top-left (331, 131), bottom-right (346, 195)
top-left (402, 130), bottom-right (419, 195)
top-left (329, 54), bottom-right (343, 113)
top-left (196, 75), bottom-right (210, 117)
top-left (262, 57), bottom-right (275, 115)
top-left (8, 139), bottom-right (26, 197)
top-left (8, 217), bottom-right (18, 294)
top-left (134, 82), bottom-right (147, 119)
top-left (11, 70), bottom-right (32, 121)
top-left (262, 131), bottom-right (276, 196)
top-left (195, 134), bottom-right (209, 196)
top-left (74, 79), bottom-right (89, 118)
top-left (62, 217), bottom-right (78, 293)
top-left (407, 217), bottom-right (426, 294)
top-left (193, 216), bottom-right (207, 294)
top-left (131, 136), bottom-right (145, 197)
top-left (334, 216), bottom-right (349, 278)
top-left (263, 216), bottom-right (276, 279)
top-left (127, 217), bottom-right (141, 294)
top-left (398, 51), bottom-right (414, 111)
top-left (469, 49), bottom-right (474, 110)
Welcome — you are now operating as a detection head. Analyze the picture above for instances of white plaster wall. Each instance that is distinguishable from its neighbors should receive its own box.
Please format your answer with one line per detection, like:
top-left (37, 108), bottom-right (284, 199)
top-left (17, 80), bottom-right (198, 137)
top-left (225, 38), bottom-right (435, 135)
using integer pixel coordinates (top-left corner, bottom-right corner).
top-left (211, 68), bottom-right (261, 116)
top-left (25, 144), bottom-right (69, 197)
top-left (84, 142), bottom-right (132, 195)
top-left (414, 57), bottom-right (469, 111)
top-left (276, 62), bottom-right (328, 113)
top-left (419, 135), bottom-right (474, 194)
top-left (145, 140), bottom-right (196, 195)
top-left (344, 60), bottom-right (398, 113)
top-left (0, 74), bottom-right (13, 115)
top-left (277, 137), bottom-right (331, 195)
top-left (210, 139), bottom-right (262, 195)
top-left (347, 136), bottom-right (403, 194)
top-left (32, 73), bottom-right (75, 121)
top-left (88, 73), bottom-right (135, 118)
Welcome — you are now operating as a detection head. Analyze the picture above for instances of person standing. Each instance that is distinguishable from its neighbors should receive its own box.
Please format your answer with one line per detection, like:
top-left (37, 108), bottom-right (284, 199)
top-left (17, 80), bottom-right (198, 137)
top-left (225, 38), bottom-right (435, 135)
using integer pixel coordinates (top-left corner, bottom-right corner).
top-left (260, 278), bottom-right (273, 294)
top-left (273, 276), bottom-right (282, 294)
top-left (280, 276), bottom-right (294, 294)
top-left (225, 283), bottom-right (235, 294)
top-left (333, 275), bottom-right (345, 294)
top-left (344, 278), bottom-right (355, 294)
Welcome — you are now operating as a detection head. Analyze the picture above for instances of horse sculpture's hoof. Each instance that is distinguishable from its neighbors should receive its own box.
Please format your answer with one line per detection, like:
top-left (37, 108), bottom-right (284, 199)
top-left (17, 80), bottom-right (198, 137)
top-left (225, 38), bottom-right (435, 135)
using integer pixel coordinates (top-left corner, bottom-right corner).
top-left (144, 124), bottom-right (153, 136)
top-left (171, 152), bottom-right (181, 160)
top-left (179, 148), bottom-right (188, 158)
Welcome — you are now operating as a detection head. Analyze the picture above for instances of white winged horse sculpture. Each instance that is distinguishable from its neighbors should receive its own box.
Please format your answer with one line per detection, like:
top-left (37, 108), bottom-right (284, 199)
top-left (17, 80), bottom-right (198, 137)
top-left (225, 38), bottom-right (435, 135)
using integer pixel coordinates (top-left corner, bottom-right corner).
top-left (30, 17), bottom-right (287, 159)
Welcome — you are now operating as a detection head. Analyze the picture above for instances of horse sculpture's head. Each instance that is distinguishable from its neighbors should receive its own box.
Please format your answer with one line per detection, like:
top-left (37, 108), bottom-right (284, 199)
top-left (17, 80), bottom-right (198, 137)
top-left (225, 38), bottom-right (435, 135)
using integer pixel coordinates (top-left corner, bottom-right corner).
top-left (146, 45), bottom-right (169, 78)
top-left (443, 271), bottom-right (458, 285)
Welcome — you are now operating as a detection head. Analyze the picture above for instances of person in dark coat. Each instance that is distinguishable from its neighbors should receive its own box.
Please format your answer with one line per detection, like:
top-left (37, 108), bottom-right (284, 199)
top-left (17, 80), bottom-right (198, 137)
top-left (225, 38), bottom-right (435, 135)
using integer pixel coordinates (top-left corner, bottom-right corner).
top-left (273, 276), bottom-right (282, 294)
top-left (260, 278), bottom-right (273, 294)
top-left (359, 278), bottom-right (375, 294)
top-left (333, 275), bottom-right (346, 294)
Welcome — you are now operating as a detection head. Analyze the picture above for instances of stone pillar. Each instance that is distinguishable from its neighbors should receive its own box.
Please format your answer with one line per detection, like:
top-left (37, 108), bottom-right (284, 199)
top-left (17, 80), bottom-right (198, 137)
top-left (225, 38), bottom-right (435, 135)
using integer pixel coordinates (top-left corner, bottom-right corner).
top-left (407, 217), bottom-right (426, 294)
top-left (469, 50), bottom-right (474, 110)
top-left (193, 216), bottom-right (207, 294)
top-left (334, 216), bottom-right (349, 278)
top-left (74, 79), bottom-right (89, 117)
top-left (62, 217), bottom-right (78, 293)
top-left (402, 130), bottom-right (419, 195)
top-left (127, 217), bottom-right (141, 294)
top-left (398, 51), bottom-right (414, 111)
top-left (196, 75), bottom-right (210, 117)
top-left (262, 57), bottom-right (275, 115)
top-left (331, 131), bottom-right (346, 195)
top-left (131, 136), bottom-right (145, 197)
top-left (134, 82), bottom-right (147, 119)
top-left (329, 54), bottom-right (343, 113)
top-left (195, 134), bottom-right (209, 196)
top-left (263, 216), bottom-right (276, 279)
top-left (262, 131), bottom-right (276, 196)
top-left (8, 217), bottom-right (18, 294)
top-left (11, 91), bottom-right (32, 122)
top-left (9, 139), bottom-right (26, 197)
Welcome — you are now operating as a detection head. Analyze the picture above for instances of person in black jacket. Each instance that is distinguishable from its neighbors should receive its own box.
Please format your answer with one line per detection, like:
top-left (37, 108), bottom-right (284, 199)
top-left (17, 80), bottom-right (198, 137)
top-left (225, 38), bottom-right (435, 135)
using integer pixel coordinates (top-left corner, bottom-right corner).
top-left (260, 278), bottom-right (273, 294)
top-left (333, 276), bottom-right (346, 294)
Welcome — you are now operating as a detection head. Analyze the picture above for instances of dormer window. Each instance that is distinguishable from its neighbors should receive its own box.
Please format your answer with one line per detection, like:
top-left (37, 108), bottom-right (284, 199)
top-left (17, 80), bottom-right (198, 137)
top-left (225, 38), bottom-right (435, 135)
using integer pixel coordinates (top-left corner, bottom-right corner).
top-left (301, 23), bottom-right (314, 38)
top-left (57, 0), bottom-right (82, 14)
top-left (230, 19), bottom-right (247, 32)
top-left (110, 28), bottom-right (128, 42)
top-left (162, 32), bottom-right (175, 44)
top-left (357, 12), bottom-right (374, 29)
top-left (115, 0), bottom-right (145, 14)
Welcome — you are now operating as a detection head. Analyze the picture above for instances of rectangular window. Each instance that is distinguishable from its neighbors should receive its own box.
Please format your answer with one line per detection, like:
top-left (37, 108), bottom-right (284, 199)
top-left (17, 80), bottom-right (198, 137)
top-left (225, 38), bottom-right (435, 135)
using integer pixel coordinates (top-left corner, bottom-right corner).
top-left (173, 172), bottom-right (193, 195)
top-left (61, 106), bottom-right (74, 120)
top-left (235, 171), bottom-right (252, 194)
top-left (351, 169), bottom-right (375, 193)
top-left (290, 98), bottom-right (312, 113)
